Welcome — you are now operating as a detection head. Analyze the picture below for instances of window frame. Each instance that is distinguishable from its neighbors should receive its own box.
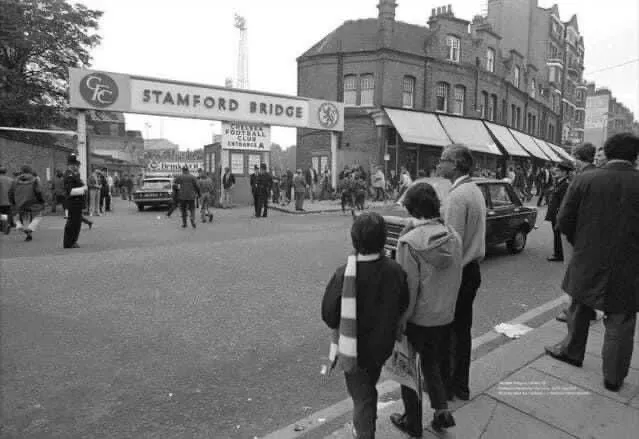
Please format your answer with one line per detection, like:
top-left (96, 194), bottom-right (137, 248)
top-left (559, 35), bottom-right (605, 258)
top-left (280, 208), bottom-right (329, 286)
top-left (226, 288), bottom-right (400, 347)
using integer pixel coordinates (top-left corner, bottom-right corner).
top-left (402, 76), bottom-right (415, 109)
top-left (453, 85), bottom-right (465, 115)
top-left (446, 35), bottom-right (461, 63)
top-left (530, 79), bottom-right (536, 98)
top-left (513, 66), bottom-right (521, 88)
top-left (486, 48), bottom-right (495, 72)
top-left (343, 75), bottom-right (357, 106)
top-left (435, 82), bottom-right (450, 112)
top-left (359, 74), bottom-right (375, 107)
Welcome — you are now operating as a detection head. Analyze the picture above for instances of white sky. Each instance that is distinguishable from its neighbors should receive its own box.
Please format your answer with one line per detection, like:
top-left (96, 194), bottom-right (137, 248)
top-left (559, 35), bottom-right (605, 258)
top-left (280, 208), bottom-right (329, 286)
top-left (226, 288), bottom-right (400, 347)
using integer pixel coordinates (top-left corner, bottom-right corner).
top-left (78, 0), bottom-right (639, 150)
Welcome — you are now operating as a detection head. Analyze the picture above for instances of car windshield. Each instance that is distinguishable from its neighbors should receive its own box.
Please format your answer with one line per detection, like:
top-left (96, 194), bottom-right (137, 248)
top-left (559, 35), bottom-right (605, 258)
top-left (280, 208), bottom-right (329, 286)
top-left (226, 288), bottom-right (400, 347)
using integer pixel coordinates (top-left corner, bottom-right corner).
top-left (142, 180), bottom-right (171, 190)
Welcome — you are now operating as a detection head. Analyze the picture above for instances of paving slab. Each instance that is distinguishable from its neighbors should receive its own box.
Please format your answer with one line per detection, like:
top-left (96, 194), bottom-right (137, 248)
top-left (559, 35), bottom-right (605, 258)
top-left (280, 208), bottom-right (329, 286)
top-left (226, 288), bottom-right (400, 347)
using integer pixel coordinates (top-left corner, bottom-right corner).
top-left (488, 367), bottom-right (639, 439)
top-left (583, 329), bottom-right (639, 370)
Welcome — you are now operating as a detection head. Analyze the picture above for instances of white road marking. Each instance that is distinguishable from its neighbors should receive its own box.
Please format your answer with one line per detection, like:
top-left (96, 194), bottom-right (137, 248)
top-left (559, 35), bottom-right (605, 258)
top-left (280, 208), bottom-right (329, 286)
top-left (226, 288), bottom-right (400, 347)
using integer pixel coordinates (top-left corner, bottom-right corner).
top-left (260, 294), bottom-right (570, 439)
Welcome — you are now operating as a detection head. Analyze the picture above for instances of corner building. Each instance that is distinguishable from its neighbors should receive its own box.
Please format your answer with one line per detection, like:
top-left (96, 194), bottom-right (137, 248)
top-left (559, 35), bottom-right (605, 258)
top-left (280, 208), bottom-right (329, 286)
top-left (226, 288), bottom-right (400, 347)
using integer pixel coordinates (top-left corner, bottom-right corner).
top-left (297, 0), bottom-right (563, 177)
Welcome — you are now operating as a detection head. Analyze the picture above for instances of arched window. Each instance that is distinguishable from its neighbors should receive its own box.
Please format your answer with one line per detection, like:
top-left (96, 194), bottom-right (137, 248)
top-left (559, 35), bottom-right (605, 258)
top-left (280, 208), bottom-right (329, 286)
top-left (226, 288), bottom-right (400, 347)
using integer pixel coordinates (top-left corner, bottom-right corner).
top-left (435, 82), bottom-right (450, 112)
top-left (446, 35), bottom-right (461, 63)
top-left (402, 76), bottom-right (415, 108)
top-left (360, 74), bottom-right (375, 106)
top-left (453, 85), bottom-right (465, 115)
top-left (343, 75), bottom-right (357, 106)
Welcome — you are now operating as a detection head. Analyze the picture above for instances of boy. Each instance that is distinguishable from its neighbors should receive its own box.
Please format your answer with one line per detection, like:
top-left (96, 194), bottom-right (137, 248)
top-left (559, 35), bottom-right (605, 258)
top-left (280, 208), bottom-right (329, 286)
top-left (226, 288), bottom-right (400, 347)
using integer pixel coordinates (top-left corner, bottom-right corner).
top-left (322, 212), bottom-right (409, 438)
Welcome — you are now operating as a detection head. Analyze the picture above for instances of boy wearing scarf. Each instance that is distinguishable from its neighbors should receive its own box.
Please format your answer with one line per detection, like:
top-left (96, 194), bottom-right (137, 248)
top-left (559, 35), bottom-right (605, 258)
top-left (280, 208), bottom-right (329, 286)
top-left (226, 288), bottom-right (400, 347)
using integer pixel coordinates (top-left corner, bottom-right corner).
top-left (322, 212), bottom-right (409, 438)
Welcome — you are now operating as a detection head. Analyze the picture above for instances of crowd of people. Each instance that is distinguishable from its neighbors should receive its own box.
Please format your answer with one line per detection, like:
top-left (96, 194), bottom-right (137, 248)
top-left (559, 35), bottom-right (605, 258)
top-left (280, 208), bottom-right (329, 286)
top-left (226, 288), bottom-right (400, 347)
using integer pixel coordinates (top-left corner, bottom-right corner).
top-left (321, 133), bottom-right (639, 438)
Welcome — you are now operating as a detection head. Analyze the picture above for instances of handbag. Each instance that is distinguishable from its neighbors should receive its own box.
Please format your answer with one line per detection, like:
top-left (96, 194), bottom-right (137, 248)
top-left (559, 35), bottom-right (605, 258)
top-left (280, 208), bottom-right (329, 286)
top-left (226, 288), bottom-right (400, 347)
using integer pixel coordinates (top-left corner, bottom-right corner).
top-left (382, 335), bottom-right (423, 394)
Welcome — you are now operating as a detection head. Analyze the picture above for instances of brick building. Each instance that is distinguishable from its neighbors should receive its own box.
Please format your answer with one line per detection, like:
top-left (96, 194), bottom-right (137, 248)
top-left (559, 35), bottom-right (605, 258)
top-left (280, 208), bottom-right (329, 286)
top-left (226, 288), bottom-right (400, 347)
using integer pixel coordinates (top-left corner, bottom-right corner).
top-left (297, 0), bottom-right (563, 178)
top-left (87, 111), bottom-right (144, 165)
top-left (584, 83), bottom-right (638, 147)
top-left (487, 0), bottom-right (586, 147)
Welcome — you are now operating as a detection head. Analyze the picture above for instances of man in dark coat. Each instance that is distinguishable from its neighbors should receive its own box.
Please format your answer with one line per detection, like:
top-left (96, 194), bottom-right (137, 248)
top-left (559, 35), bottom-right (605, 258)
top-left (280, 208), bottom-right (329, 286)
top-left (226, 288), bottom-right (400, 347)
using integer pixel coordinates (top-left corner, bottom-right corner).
top-left (250, 165), bottom-right (259, 213)
top-left (255, 163), bottom-right (273, 218)
top-left (63, 154), bottom-right (86, 248)
top-left (545, 133), bottom-right (639, 392)
top-left (536, 163), bottom-right (553, 206)
top-left (545, 161), bottom-right (573, 262)
top-left (173, 165), bottom-right (200, 228)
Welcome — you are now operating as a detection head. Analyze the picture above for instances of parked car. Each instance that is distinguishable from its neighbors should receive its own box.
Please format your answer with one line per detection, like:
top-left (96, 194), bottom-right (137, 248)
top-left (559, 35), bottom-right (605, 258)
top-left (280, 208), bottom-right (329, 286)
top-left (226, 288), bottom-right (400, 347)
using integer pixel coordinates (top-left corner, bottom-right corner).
top-left (132, 177), bottom-right (173, 211)
top-left (381, 178), bottom-right (537, 258)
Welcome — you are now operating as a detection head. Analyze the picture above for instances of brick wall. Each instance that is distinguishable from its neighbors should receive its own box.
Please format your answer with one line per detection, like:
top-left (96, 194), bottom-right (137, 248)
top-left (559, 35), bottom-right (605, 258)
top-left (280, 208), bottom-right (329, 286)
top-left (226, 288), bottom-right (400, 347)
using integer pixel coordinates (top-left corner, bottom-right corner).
top-left (0, 137), bottom-right (72, 183)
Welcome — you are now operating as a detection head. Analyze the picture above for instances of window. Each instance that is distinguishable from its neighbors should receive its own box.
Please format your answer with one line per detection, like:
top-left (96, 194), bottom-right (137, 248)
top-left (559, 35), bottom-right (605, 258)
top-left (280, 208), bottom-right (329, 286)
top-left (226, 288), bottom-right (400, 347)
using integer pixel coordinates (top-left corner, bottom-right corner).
top-left (344, 75), bottom-right (357, 106)
top-left (502, 99), bottom-right (508, 123)
top-left (453, 86), bottom-right (465, 115)
top-left (231, 153), bottom-right (244, 174)
top-left (532, 115), bottom-right (537, 135)
top-left (548, 124), bottom-right (555, 141)
top-left (446, 35), bottom-right (461, 63)
top-left (513, 66), bottom-right (521, 88)
top-left (360, 74), bottom-right (375, 106)
top-left (486, 48), bottom-right (495, 72)
top-left (402, 76), bottom-right (415, 108)
top-left (480, 91), bottom-right (489, 119)
top-left (531, 79), bottom-right (536, 98)
top-left (575, 110), bottom-right (584, 123)
top-left (489, 184), bottom-right (514, 207)
top-left (490, 95), bottom-right (498, 121)
top-left (511, 104), bottom-right (517, 127)
top-left (435, 82), bottom-right (449, 112)
top-left (516, 107), bottom-right (521, 129)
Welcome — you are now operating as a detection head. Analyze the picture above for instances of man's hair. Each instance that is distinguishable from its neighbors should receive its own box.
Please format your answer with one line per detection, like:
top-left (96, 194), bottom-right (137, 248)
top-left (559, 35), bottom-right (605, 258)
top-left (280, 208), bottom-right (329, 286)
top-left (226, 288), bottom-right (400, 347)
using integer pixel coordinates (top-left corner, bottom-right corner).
top-left (603, 133), bottom-right (639, 163)
top-left (403, 182), bottom-right (441, 219)
top-left (444, 144), bottom-right (474, 174)
top-left (574, 143), bottom-right (596, 164)
top-left (351, 212), bottom-right (386, 255)
top-left (260, 163), bottom-right (267, 170)
top-left (21, 165), bottom-right (33, 174)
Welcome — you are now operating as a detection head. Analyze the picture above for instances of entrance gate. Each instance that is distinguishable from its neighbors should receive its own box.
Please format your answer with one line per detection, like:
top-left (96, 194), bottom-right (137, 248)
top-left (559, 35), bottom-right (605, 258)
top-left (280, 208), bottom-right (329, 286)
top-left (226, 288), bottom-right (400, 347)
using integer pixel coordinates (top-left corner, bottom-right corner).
top-left (68, 68), bottom-right (344, 196)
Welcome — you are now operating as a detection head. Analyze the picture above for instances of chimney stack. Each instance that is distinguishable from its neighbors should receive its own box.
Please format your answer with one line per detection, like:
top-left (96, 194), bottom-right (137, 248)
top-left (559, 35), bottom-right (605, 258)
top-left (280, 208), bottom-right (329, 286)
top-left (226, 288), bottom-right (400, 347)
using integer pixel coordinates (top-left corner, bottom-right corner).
top-left (377, 0), bottom-right (398, 48)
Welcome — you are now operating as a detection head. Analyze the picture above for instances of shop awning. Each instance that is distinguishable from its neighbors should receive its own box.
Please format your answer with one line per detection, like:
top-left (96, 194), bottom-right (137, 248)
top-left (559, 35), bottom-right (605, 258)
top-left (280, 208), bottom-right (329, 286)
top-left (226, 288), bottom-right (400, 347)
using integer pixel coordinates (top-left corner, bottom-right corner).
top-left (532, 138), bottom-right (563, 162)
top-left (385, 108), bottom-right (451, 147)
top-left (484, 122), bottom-right (531, 158)
top-left (438, 115), bottom-right (503, 156)
top-left (547, 142), bottom-right (575, 162)
top-left (509, 129), bottom-right (550, 160)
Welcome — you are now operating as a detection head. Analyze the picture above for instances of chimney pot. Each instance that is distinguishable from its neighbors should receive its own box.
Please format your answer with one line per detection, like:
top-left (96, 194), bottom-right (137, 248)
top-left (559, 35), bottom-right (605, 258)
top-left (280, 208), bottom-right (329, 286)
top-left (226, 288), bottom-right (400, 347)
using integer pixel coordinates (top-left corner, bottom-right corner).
top-left (437, 6), bottom-right (442, 15)
top-left (448, 4), bottom-right (453, 15)
top-left (431, 8), bottom-right (436, 17)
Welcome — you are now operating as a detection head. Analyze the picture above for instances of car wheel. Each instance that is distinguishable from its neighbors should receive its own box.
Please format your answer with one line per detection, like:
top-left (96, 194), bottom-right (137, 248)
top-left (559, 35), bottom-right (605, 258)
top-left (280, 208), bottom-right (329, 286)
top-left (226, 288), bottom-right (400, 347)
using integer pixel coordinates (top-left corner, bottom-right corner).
top-left (507, 230), bottom-right (527, 254)
top-left (137, 204), bottom-right (144, 211)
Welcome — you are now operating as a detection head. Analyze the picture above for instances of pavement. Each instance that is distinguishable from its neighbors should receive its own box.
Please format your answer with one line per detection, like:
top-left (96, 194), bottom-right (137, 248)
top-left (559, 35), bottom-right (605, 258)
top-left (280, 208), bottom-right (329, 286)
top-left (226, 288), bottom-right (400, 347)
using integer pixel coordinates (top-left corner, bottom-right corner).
top-left (269, 199), bottom-right (391, 215)
top-left (313, 318), bottom-right (639, 439)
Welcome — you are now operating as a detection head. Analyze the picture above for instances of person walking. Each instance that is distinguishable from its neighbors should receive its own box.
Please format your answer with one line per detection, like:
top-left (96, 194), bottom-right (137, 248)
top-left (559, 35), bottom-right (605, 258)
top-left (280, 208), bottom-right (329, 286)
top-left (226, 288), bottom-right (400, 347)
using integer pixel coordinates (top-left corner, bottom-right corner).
top-left (322, 212), bottom-right (409, 439)
top-left (255, 163), bottom-right (273, 218)
top-left (98, 168), bottom-right (110, 213)
top-left (173, 165), bottom-right (200, 228)
top-left (271, 171), bottom-right (281, 205)
top-left (88, 169), bottom-right (101, 216)
top-left (9, 165), bottom-right (45, 242)
top-left (545, 133), bottom-right (639, 392)
top-left (285, 168), bottom-right (294, 204)
top-left (390, 182), bottom-right (463, 436)
top-left (0, 166), bottom-right (16, 233)
top-left (221, 167), bottom-right (235, 208)
top-left (436, 145), bottom-right (486, 402)
top-left (50, 170), bottom-right (66, 214)
top-left (372, 166), bottom-right (386, 202)
top-left (250, 165), bottom-right (259, 214)
top-left (62, 154), bottom-right (87, 248)
top-left (395, 167), bottom-right (412, 202)
top-left (293, 169), bottom-right (307, 212)
top-left (197, 169), bottom-right (214, 223)
top-left (537, 163), bottom-right (553, 206)
top-left (545, 161), bottom-right (573, 262)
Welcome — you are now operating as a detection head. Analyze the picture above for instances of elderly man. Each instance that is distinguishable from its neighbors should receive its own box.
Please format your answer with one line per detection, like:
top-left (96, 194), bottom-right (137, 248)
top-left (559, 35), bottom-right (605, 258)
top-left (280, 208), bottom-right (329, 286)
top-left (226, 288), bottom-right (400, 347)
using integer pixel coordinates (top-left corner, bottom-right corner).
top-left (437, 145), bottom-right (487, 401)
top-left (545, 133), bottom-right (639, 392)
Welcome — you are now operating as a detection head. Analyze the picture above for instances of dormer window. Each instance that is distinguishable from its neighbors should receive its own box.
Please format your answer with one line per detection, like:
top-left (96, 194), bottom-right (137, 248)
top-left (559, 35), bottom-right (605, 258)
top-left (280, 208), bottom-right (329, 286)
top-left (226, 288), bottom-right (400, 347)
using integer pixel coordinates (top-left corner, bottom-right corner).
top-left (446, 36), bottom-right (461, 63)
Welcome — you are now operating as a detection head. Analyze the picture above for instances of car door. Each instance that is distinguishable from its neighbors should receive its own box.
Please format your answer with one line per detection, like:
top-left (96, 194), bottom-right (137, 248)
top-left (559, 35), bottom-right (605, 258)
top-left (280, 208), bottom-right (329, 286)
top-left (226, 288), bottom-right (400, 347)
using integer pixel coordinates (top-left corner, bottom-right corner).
top-left (486, 183), bottom-right (517, 244)
top-left (478, 184), bottom-right (498, 246)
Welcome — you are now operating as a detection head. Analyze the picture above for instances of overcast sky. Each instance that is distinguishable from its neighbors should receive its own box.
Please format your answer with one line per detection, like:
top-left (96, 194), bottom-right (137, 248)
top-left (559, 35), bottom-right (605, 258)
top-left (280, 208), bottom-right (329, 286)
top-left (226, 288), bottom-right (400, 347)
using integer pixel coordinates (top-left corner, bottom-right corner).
top-left (78, 0), bottom-right (638, 150)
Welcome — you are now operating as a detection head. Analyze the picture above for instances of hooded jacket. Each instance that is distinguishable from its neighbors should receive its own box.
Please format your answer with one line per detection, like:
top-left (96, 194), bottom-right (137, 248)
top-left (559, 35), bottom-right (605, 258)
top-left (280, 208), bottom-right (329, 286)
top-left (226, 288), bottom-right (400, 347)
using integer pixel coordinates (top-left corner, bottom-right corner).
top-left (396, 218), bottom-right (463, 327)
top-left (9, 173), bottom-right (44, 212)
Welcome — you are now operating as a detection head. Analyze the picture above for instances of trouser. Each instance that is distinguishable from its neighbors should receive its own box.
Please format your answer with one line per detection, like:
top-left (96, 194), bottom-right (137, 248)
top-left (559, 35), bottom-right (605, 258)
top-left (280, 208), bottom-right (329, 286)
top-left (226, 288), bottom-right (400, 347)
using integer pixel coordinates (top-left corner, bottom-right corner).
top-left (294, 191), bottom-right (304, 210)
top-left (374, 187), bottom-right (385, 201)
top-left (0, 205), bottom-right (15, 228)
top-left (63, 198), bottom-right (83, 248)
top-left (442, 261), bottom-right (482, 395)
top-left (100, 191), bottom-right (111, 212)
top-left (401, 323), bottom-right (450, 422)
top-left (551, 221), bottom-right (563, 259)
top-left (200, 194), bottom-right (212, 221)
top-left (16, 210), bottom-right (43, 232)
top-left (344, 365), bottom-right (383, 439)
top-left (559, 302), bottom-right (636, 385)
top-left (222, 188), bottom-right (233, 206)
top-left (255, 193), bottom-right (268, 217)
top-left (89, 189), bottom-right (100, 214)
top-left (341, 191), bottom-right (353, 212)
top-left (537, 186), bottom-right (550, 206)
top-left (286, 185), bottom-right (292, 203)
top-left (51, 195), bottom-right (66, 213)
top-left (179, 200), bottom-right (196, 225)
top-left (272, 188), bottom-right (279, 204)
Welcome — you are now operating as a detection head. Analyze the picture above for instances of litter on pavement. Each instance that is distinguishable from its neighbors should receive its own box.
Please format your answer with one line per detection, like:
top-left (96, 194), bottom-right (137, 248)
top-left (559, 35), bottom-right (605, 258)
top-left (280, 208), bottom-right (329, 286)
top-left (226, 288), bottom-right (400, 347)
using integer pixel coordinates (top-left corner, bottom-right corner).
top-left (494, 323), bottom-right (533, 339)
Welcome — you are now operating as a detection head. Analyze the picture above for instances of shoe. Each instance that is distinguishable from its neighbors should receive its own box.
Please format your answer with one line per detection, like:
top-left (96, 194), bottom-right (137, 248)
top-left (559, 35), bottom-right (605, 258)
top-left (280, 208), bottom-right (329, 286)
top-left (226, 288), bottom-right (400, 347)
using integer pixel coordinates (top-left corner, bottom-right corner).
top-left (544, 345), bottom-right (583, 367)
top-left (64, 243), bottom-right (80, 249)
top-left (449, 387), bottom-right (470, 401)
top-left (262, 214), bottom-right (267, 218)
top-left (556, 309), bottom-right (568, 322)
top-left (431, 411), bottom-right (456, 433)
top-left (547, 256), bottom-right (564, 262)
top-left (182, 224), bottom-right (187, 228)
top-left (191, 221), bottom-right (196, 228)
top-left (389, 413), bottom-right (422, 438)
top-left (208, 214), bottom-right (213, 222)
top-left (24, 230), bottom-right (33, 242)
top-left (88, 221), bottom-right (93, 230)
top-left (604, 379), bottom-right (623, 392)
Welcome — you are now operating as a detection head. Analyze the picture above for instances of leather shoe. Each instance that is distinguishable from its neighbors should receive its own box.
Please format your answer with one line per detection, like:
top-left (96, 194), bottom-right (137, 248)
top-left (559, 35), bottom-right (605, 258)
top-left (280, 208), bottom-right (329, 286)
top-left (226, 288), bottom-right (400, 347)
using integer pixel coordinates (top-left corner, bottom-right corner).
top-left (556, 310), bottom-right (568, 322)
top-left (545, 345), bottom-right (582, 367)
top-left (547, 256), bottom-right (564, 262)
top-left (604, 380), bottom-right (623, 392)
top-left (390, 413), bottom-right (422, 438)
top-left (431, 411), bottom-right (456, 433)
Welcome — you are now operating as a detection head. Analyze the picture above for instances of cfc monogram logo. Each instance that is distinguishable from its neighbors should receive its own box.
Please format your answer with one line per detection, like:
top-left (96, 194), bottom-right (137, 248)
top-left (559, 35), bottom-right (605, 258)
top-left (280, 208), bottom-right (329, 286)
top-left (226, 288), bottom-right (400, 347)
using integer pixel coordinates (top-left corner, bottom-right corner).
top-left (317, 102), bottom-right (339, 129)
top-left (79, 73), bottom-right (119, 108)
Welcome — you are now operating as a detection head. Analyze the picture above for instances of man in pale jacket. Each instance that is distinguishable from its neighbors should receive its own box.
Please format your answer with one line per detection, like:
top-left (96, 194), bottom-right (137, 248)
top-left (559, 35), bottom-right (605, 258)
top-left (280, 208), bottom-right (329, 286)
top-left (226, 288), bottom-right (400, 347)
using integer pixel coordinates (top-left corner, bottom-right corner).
top-left (390, 182), bottom-right (463, 436)
top-left (436, 144), bottom-right (487, 402)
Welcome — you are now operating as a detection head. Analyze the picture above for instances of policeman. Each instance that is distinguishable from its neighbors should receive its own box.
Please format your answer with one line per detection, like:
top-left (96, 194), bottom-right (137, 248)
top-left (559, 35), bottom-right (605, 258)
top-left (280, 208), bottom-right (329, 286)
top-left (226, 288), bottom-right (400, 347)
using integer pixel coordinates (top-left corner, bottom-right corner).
top-left (63, 154), bottom-right (87, 248)
top-left (255, 163), bottom-right (273, 218)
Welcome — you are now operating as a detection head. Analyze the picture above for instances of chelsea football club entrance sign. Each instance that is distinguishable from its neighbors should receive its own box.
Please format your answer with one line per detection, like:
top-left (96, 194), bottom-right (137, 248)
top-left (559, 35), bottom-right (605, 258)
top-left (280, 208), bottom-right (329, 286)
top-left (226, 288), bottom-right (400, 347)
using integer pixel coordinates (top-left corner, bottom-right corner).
top-left (68, 68), bottom-right (344, 186)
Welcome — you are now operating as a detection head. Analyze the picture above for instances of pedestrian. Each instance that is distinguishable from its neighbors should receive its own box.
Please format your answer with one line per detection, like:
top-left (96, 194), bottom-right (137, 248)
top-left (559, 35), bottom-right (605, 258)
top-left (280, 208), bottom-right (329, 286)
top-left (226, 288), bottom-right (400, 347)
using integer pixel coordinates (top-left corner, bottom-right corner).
top-left (104, 168), bottom-right (113, 212)
top-left (372, 166), bottom-right (386, 201)
top-left (305, 166), bottom-right (318, 202)
top-left (293, 169), bottom-right (307, 211)
top-left (286, 168), bottom-right (294, 204)
top-left (99, 168), bottom-right (110, 213)
top-left (125, 174), bottom-right (134, 201)
top-left (339, 171), bottom-right (353, 214)
top-left (173, 165), bottom-right (200, 228)
top-left (271, 170), bottom-right (281, 204)
top-left (395, 167), bottom-right (412, 202)
top-left (322, 212), bottom-right (409, 439)
top-left (390, 182), bottom-right (463, 436)
top-left (50, 170), bottom-right (66, 214)
top-left (222, 167), bottom-right (235, 208)
top-left (536, 162), bottom-right (553, 206)
top-left (250, 165), bottom-right (259, 213)
top-left (545, 161), bottom-right (573, 262)
top-left (0, 166), bottom-right (16, 234)
top-left (255, 163), bottom-right (273, 218)
top-left (8, 165), bottom-right (45, 242)
top-left (545, 133), bottom-right (639, 393)
top-left (88, 169), bottom-right (101, 216)
top-left (197, 169), bottom-right (214, 223)
top-left (436, 144), bottom-right (487, 402)
top-left (594, 145), bottom-right (608, 167)
top-left (62, 154), bottom-right (87, 248)
top-left (353, 174), bottom-right (367, 211)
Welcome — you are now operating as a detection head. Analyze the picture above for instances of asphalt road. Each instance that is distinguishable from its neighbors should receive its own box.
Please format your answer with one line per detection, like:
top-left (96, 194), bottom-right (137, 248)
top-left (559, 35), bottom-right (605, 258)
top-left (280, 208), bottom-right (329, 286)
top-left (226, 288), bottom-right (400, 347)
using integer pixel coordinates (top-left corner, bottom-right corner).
top-left (0, 198), bottom-right (565, 439)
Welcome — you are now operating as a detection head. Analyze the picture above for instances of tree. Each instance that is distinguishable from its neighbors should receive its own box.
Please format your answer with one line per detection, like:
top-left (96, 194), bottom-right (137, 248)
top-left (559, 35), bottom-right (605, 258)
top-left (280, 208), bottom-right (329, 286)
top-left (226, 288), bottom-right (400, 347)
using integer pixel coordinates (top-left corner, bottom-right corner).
top-left (0, 0), bottom-right (102, 141)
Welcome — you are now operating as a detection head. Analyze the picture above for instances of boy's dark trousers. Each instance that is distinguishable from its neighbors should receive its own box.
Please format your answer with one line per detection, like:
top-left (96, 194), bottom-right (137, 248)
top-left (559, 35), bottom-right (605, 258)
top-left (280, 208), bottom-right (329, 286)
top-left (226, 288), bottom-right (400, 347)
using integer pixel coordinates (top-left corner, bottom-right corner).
top-left (179, 200), bottom-right (196, 226)
top-left (256, 193), bottom-right (268, 217)
top-left (344, 365), bottom-right (383, 439)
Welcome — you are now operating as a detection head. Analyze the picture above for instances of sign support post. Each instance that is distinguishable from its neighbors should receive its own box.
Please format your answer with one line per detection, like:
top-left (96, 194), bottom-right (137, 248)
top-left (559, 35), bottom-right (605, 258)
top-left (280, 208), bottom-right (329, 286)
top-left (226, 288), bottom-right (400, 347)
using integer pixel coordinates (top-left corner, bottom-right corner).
top-left (76, 110), bottom-right (88, 184)
top-left (330, 132), bottom-right (338, 190)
